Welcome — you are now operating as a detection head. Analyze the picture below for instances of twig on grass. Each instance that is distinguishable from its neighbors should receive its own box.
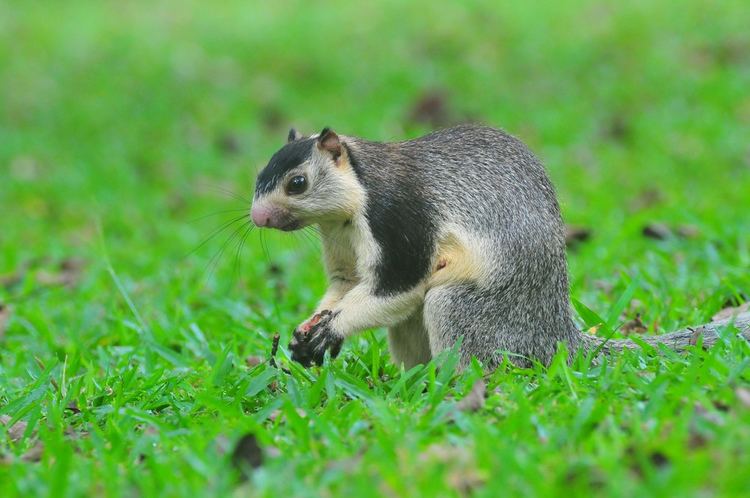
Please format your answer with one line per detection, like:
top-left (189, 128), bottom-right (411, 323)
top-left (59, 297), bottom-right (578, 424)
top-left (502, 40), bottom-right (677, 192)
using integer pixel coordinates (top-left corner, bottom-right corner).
top-left (269, 332), bottom-right (292, 374)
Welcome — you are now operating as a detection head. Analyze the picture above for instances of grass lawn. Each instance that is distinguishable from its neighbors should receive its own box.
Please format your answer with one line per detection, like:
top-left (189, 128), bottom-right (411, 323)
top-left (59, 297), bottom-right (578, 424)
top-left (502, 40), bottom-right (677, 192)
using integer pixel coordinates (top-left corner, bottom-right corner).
top-left (2, 0), bottom-right (750, 496)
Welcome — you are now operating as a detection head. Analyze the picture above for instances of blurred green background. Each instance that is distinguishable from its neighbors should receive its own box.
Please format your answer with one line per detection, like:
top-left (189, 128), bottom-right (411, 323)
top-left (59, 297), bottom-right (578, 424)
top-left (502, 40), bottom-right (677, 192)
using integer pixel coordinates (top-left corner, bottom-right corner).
top-left (2, 0), bottom-right (749, 293)
top-left (1, 0), bottom-right (750, 496)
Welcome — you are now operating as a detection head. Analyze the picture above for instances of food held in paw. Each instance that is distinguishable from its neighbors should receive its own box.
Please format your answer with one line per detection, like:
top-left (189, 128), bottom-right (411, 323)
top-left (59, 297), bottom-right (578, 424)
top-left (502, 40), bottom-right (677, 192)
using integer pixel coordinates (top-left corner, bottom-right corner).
top-left (299, 309), bottom-right (332, 334)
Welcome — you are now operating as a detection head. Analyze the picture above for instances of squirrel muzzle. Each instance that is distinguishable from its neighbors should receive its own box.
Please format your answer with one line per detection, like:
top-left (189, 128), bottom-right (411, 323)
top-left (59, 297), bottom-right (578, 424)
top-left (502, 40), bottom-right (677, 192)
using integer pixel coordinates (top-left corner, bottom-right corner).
top-left (250, 202), bottom-right (300, 231)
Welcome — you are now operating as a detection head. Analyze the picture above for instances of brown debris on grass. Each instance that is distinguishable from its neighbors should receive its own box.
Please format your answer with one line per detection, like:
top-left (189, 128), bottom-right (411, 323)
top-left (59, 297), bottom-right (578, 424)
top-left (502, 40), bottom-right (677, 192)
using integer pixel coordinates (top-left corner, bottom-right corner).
top-left (642, 223), bottom-right (700, 240)
top-left (642, 223), bottom-right (672, 240)
top-left (620, 313), bottom-right (648, 335)
top-left (0, 303), bottom-right (10, 341)
top-left (456, 379), bottom-right (487, 413)
top-left (269, 333), bottom-right (281, 369)
top-left (565, 225), bottom-right (592, 248)
top-left (36, 258), bottom-right (85, 287)
top-left (231, 433), bottom-right (264, 479)
top-left (408, 90), bottom-right (452, 128)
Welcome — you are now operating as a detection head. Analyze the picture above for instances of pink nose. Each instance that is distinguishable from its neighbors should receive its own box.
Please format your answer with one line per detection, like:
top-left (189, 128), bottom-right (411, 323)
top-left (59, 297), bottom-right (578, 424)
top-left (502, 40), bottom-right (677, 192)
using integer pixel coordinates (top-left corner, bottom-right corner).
top-left (251, 204), bottom-right (273, 227)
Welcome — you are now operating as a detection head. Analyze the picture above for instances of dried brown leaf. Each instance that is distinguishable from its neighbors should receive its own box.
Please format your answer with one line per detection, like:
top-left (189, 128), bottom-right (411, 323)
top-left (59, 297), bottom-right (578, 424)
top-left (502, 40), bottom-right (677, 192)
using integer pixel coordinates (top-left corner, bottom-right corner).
top-left (418, 443), bottom-right (471, 464)
top-left (231, 433), bottom-right (264, 479)
top-left (0, 414), bottom-right (28, 442)
top-left (0, 269), bottom-right (26, 289)
top-left (593, 279), bottom-right (614, 293)
top-left (687, 402), bottom-right (727, 449)
top-left (215, 133), bottom-right (241, 156)
top-left (687, 431), bottom-right (708, 449)
top-left (693, 403), bottom-right (725, 426)
top-left (736, 387), bottom-right (750, 408)
top-left (603, 115), bottom-right (631, 142)
top-left (259, 107), bottom-right (284, 131)
top-left (0, 443), bottom-right (45, 465)
top-left (325, 448), bottom-right (365, 474)
top-left (267, 410), bottom-right (282, 423)
top-left (620, 314), bottom-right (647, 335)
top-left (675, 224), bottom-right (700, 239)
top-left (642, 223), bottom-right (700, 241)
top-left (214, 435), bottom-right (232, 456)
top-left (245, 356), bottom-right (264, 368)
top-left (20, 442), bottom-right (44, 462)
top-left (0, 303), bottom-right (10, 341)
top-left (1, 415), bottom-right (89, 465)
top-left (408, 90), bottom-right (452, 128)
top-left (565, 225), bottom-right (592, 248)
top-left (629, 188), bottom-right (664, 211)
top-left (418, 444), bottom-right (486, 497)
top-left (447, 467), bottom-right (487, 497)
top-left (642, 223), bottom-right (672, 240)
top-left (456, 379), bottom-right (486, 413)
top-left (626, 445), bottom-right (671, 477)
top-left (36, 258), bottom-right (85, 287)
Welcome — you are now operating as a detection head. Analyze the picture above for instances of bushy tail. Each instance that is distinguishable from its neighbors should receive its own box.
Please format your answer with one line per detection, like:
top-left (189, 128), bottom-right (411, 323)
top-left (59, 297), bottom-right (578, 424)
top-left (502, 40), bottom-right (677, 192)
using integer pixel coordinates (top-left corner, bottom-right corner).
top-left (581, 312), bottom-right (750, 355)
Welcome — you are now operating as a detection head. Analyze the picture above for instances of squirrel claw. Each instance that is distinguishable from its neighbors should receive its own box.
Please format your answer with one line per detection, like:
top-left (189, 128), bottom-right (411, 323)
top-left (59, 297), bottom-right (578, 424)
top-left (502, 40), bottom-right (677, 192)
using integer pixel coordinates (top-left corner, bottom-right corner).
top-left (289, 310), bottom-right (342, 367)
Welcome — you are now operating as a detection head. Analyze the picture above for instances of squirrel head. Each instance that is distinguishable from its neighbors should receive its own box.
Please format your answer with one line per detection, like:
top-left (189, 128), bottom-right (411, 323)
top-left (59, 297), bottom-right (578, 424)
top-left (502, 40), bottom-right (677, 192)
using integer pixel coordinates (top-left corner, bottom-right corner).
top-left (250, 127), bottom-right (364, 231)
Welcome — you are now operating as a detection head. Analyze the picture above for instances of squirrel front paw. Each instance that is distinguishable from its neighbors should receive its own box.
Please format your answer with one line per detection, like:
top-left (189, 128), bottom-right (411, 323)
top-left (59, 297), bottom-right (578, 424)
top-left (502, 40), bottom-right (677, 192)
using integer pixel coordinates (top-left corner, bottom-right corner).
top-left (289, 310), bottom-right (344, 367)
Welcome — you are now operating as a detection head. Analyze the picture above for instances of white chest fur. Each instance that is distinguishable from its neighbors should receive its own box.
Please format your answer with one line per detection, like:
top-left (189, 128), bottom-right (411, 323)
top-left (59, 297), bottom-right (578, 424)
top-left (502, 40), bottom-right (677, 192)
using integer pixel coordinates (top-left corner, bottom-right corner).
top-left (319, 214), bottom-right (380, 286)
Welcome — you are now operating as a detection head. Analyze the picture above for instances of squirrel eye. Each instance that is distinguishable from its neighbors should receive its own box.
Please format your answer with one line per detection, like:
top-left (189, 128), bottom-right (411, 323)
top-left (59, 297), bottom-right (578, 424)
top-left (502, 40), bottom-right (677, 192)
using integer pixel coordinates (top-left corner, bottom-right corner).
top-left (286, 175), bottom-right (307, 195)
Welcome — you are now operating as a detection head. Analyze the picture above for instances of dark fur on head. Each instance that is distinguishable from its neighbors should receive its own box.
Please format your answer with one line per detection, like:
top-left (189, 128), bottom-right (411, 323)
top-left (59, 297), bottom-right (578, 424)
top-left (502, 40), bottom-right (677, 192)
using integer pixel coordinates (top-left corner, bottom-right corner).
top-left (255, 138), bottom-right (315, 195)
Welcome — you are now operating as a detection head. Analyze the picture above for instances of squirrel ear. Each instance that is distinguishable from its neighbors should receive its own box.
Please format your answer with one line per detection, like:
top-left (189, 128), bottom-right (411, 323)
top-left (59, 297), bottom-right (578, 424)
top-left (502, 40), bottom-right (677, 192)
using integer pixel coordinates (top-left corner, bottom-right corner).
top-left (317, 127), bottom-right (342, 160)
top-left (287, 128), bottom-right (303, 143)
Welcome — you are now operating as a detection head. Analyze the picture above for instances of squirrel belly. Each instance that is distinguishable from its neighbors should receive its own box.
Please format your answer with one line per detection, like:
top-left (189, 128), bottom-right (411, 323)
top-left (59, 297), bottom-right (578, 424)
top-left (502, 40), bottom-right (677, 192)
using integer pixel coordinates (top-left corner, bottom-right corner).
top-left (252, 125), bottom-right (750, 369)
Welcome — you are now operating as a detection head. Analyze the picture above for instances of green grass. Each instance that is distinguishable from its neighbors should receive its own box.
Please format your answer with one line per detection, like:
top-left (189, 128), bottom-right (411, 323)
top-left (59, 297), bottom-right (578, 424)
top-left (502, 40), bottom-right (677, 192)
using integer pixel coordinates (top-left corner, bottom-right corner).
top-left (2, 0), bottom-right (750, 496)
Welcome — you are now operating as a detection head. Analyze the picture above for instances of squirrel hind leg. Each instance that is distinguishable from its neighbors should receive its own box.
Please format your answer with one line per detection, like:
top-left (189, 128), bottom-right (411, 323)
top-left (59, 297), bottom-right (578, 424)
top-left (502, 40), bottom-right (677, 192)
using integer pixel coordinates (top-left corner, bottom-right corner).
top-left (424, 283), bottom-right (536, 369)
top-left (424, 284), bottom-right (487, 368)
top-left (387, 308), bottom-right (432, 369)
